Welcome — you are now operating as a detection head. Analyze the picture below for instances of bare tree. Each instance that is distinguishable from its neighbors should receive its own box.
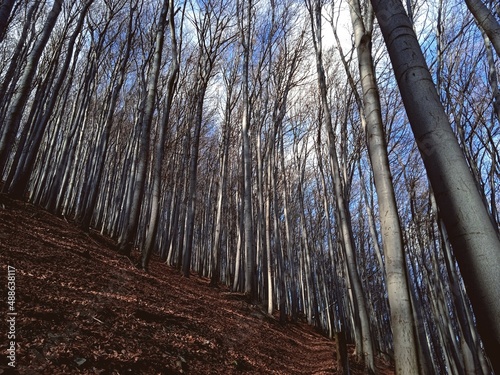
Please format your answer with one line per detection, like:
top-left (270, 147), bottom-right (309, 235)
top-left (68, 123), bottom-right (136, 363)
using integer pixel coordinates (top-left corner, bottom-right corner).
top-left (0, 0), bottom-right (63, 172)
top-left (346, 0), bottom-right (419, 372)
top-left (465, 0), bottom-right (500, 56)
top-left (181, 0), bottom-right (233, 277)
top-left (5, 0), bottom-right (95, 199)
top-left (118, 0), bottom-right (170, 256)
top-left (370, 0), bottom-right (500, 371)
top-left (0, 0), bottom-right (16, 43)
top-left (141, 0), bottom-right (182, 270)
top-left (238, 0), bottom-right (256, 298)
top-left (305, 0), bottom-right (375, 371)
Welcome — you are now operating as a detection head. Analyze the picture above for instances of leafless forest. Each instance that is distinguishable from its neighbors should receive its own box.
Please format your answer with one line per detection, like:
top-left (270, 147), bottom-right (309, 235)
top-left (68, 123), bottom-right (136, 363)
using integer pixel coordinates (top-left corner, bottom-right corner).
top-left (1, 0), bottom-right (499, 373)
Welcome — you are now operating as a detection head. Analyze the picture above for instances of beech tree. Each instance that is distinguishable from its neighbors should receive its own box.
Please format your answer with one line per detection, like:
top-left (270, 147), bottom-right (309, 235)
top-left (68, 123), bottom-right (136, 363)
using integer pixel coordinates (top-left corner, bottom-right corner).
top-left (0, 0), bottom-right (63, 172)
top-left (0, 0), bottom-right (15, 43)
top-left (465, 0), bottom-right (500, 56)
top-left (5, 0), bottom-right (95, 199)
top-left (305, 0), bottom-right (375, 371)
top-left (347, 0), bottom-right (419, 373)
top-left (141, 0), bottom-right (181, 270)
top-left (180, 0), bottom-right (233, 277)
top-left (370, 0), bottom-right (500, 371)
top-left (118, 0), bottom-right (170, 256)
top-left (1, 0), bottom-right (498, 373)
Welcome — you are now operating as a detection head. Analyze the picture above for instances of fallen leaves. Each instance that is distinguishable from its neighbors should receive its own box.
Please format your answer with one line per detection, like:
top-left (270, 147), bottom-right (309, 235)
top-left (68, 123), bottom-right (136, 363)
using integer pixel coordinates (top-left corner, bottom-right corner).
top-left (0, 194), bottom-right (395, 374)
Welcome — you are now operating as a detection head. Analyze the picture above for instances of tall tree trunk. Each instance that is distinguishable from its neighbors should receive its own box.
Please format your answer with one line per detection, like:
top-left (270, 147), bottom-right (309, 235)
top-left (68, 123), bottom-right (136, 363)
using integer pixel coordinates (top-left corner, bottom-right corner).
top-left (0, 0), bottom-right (63, 172)
top-left (79, 1), bottom-right (136, 232)
top-left (182, 88), bottom-right (207, 276)
top-left (465, 0), bottom-right (500, 56)
top-left (181, 0), bottom-right (229, 277)
top-left (7, 0), bottom-right (93, 198)
top-left (0, 1), bottom-right (40, 123)
top-left (141, 0), bottom-right (180, 270)
top-left (118, 0), bottom-right (169, 256)
top-left (306, 0), bottom-right (375, 371)
top-left (240, 0), bottom-right (256, 300)
top-left (370, 1), bottom-right (500, 371)
top-left (210, 67), bottom-right (235, 285)
top-left (347, 1), bottom-right (419, 373)
top-left (0, 0), bottom-right (15, 43)
top-left (317, 142), bottom-right (350, 374)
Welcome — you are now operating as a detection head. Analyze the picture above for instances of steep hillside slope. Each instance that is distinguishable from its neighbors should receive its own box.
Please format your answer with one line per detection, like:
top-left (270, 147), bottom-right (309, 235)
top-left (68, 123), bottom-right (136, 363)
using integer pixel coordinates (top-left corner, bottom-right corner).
top-left (0, 194), bottom-right (394, 374)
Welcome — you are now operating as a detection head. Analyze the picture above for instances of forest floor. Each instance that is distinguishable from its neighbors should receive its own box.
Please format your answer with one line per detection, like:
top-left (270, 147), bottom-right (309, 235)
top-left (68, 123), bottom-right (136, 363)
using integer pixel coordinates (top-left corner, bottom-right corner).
top-left (0, 194), bottom-right (395, 375)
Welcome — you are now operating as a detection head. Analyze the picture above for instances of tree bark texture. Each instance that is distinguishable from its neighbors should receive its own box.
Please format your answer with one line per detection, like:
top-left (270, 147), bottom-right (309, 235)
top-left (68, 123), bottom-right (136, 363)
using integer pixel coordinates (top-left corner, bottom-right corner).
top-left (370, 1), bottom-right (500, 371)
top-left (347, 1), bottom-right (419, 373)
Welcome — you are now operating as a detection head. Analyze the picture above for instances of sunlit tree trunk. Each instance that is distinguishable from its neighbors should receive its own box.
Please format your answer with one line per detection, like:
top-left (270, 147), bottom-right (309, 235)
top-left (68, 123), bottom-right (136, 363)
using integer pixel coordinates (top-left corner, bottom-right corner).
top-left (210, 127), bottom-right (229, 285)
top-left (182, 0), bottom-right (231, 277)
top-left (239, 0), bottom-right (256, 299)
top-left (316, 141), bottom-right (350, 375)
top-left (306, 0), bottom-right (375, 371)
top-left (370, 1), bottom-right (500, 371)
top-left (141, 0), bottom-right (180, 270)
top-left (347, 0), bottom-right (419, 372)
top-left (465, 0), bottom-right (500, 56)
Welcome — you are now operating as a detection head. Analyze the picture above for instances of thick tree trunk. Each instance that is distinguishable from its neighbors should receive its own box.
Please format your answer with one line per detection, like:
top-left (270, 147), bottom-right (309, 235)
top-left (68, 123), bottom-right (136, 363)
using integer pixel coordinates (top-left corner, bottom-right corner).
top-left (465, 0), bottom-right (500, 57)
top-left (370, 1), bottom-right (500, 371)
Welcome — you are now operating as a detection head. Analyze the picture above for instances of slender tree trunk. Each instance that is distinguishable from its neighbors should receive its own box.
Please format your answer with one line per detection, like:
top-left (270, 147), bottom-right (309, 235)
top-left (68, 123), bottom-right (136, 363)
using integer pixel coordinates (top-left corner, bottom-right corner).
top-left (0, 2), bottom-right (39, 124)
top-left (210, 76), bottom-right (234, 285)
top-left (7, 0), bottom-right (93, 198)
top-left (279, 132), bottom-right (298, 321)
top-left (80, 1), bottom-right (136, 232)
top-left (306, 0), bottom-right (375, 371)
top-left (0, 0), bottom-right (15, 43)
top-left (182, 88), bottom-right (207, 276)
top-left (118, 0), bottom-right (169, 256)
top-left (181, 0), bottom-right (229, 277)
top-left (0, 0), bottom-right (63, 172)
top-left (316, 143), bottom-right (350, 374)
top-left (480, 29), bottom-right (500, 122)
top-left (347, 1), bottom-right (419, 373)
top-left (141, 0), bottom-right (180, 270)
top-left (240, 0), bottom-right (255, 300)
top-left (233, 187), bottom-right (244, 291)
